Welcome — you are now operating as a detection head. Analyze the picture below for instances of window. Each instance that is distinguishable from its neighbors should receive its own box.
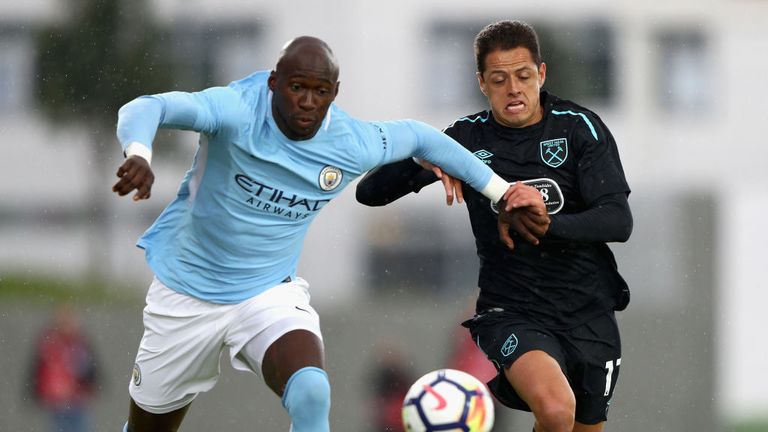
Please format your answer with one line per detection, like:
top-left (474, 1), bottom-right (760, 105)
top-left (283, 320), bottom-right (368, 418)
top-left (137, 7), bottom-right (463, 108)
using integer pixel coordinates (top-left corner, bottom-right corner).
top-left (654, 28), bottom-right (710, 113)
top-left (164, 23), bottom-right (264, 90)
top-left (535, 21), bottom-right (616, 105)
top-left (428, 22), bottom-right (487, 113)
top-left (0, 27), bottom-right (33, 113)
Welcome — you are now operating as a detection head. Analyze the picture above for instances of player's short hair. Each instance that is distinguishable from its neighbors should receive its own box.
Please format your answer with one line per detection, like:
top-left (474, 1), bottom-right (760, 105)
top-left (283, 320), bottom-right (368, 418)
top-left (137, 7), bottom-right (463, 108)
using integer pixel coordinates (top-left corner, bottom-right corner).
top-left (474, 20), bottom-right (542, 74)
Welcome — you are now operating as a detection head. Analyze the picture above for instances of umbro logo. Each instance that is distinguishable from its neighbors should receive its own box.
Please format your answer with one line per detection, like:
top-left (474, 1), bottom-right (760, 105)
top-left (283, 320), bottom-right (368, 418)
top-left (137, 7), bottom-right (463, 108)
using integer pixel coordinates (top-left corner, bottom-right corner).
top-left (473, 149), bottom-right (493, 164)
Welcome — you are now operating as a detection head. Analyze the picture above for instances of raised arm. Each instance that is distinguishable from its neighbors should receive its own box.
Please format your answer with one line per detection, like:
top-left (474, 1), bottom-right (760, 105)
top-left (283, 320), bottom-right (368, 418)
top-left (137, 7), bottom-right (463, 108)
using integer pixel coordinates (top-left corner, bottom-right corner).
top-left (112, 87), bottom-right (246, 201)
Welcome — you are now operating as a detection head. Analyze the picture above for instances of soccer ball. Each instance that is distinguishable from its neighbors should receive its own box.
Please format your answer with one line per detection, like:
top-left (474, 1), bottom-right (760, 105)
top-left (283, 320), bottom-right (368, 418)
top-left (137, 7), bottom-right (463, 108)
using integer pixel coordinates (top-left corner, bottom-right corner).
top-left (402, 369), bottom-right (494, 432)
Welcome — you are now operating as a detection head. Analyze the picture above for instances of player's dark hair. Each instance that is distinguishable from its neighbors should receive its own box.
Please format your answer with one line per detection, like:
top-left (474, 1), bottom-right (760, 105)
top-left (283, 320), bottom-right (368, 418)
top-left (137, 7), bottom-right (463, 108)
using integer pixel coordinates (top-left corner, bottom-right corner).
top-left (474, 20), bottom-right (542, 74)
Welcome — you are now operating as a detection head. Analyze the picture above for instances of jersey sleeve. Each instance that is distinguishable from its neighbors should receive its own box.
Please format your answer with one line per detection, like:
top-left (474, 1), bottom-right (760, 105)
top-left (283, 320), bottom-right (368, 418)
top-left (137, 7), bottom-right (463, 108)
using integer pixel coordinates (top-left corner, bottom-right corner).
top-left (357, 119), bottom-right (507, 202)
top-left (355, 158), bottom-right (439, 206)
top-left (116, 86), bottom-right (249, 153)
top-left (548, 192), bottom-right (633, 242)
top-left (573, 116), bottom-right (631, 205)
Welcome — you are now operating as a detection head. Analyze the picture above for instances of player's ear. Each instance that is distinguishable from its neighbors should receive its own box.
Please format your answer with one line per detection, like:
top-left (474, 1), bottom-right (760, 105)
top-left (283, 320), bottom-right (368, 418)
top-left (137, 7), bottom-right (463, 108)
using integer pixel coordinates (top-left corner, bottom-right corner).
top-left (334, 81), bottom-right (340, 98)
top-left (538, 62), bottom-right (547, 88)
top-left (477, 72), bottom-right (488, 97)
top-left (268, 71), bottom-right (277, 92)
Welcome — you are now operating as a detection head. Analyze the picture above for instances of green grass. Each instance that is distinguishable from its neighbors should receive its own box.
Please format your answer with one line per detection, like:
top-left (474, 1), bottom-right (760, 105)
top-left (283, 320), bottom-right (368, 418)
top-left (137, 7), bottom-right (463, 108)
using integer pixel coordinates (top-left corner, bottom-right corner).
top-left (728, 419), bottom-right (768, 432)
top-left (0, 273), bottom-right (140, 304)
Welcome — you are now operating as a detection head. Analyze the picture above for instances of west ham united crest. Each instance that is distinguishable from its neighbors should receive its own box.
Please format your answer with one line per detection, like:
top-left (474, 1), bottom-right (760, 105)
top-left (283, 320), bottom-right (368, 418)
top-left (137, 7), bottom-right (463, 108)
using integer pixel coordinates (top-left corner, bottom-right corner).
top-left (318, 165), bottom-right (343, 191)
top-left (540, 138), bottom-right (568, 168)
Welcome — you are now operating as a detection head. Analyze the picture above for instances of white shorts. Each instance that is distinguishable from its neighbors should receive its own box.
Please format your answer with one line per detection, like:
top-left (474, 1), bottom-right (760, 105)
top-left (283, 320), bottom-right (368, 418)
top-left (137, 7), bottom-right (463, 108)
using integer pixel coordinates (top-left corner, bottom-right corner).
top-left (128, 276), bottom-right (322, 414)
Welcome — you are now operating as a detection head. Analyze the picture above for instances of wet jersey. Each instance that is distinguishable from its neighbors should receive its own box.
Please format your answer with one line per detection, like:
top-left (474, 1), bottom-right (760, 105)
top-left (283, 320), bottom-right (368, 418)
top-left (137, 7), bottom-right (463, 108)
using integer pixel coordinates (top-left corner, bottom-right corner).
top-left (448, 92), bottom-right (630, 328)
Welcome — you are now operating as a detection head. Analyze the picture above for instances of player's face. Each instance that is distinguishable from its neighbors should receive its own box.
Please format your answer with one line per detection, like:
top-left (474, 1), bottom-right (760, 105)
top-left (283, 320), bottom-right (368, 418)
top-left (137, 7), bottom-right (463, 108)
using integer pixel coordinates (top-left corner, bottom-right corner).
top-left (477, 47), bottom-right (546, 128)
top-left (269, 60), bottom-right (339, 141)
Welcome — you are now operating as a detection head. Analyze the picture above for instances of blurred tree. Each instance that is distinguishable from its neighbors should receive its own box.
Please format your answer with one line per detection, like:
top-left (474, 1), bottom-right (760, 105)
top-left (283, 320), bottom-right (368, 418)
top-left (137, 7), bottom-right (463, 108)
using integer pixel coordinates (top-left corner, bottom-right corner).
top-left (34, 0), bottom-right (170, 281)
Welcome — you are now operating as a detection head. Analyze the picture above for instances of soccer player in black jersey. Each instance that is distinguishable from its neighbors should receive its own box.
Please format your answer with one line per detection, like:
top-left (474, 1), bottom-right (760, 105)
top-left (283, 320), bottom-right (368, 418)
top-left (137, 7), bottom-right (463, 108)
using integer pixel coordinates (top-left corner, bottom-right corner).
top-left (356, 21), bottom-right (632, 432)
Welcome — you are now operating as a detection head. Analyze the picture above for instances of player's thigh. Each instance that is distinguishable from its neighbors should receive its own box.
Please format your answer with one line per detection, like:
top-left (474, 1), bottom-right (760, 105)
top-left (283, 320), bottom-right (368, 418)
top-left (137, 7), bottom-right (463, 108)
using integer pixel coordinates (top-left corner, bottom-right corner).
top-left (261, 329), bottom-right (324, 395)
top-left (128, 399), bottom-right (190, 432)
top-left (130, 278), bottom-right (229, 414)
top-left (506, 350), bottom-right (574, 413)
top-left (463, 311), bottom-right (570, 410)
top-left (227, 277), bottom-right (324, 395)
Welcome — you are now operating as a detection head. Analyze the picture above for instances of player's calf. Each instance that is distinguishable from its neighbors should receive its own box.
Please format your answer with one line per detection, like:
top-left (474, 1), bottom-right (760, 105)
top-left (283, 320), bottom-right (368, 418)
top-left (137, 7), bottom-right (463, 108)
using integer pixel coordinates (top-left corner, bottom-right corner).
top-left (282, 367), bottom-right (331, 432)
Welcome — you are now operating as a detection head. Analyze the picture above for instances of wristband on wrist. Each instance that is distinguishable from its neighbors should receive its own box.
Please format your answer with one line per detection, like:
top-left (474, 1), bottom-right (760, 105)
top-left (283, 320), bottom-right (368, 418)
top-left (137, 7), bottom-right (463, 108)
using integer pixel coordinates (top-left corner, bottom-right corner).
top-left (124, 142), bottom-right (152, 165)
top-left (481, 173), bottom-right (509, 204)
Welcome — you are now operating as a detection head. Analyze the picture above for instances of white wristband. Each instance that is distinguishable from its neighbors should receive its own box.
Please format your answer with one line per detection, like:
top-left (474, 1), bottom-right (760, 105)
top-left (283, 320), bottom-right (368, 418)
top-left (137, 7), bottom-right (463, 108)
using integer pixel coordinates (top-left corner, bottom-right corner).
top-left (125, 142), bottom-right (152, 165)
top-left (480, 173), bottom-right (509, 204)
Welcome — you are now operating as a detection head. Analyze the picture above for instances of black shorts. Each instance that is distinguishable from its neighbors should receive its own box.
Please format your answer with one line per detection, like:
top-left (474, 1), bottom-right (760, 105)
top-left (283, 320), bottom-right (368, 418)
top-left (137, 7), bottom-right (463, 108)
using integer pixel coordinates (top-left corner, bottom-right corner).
top-left (461, 310), bottom-right (622, 424)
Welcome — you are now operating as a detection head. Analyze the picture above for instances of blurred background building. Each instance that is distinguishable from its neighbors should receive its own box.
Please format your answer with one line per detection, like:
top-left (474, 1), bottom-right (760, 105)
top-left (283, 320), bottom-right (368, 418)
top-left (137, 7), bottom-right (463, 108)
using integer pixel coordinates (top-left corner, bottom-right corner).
top-left (1, 0), bottom-right (767, 430)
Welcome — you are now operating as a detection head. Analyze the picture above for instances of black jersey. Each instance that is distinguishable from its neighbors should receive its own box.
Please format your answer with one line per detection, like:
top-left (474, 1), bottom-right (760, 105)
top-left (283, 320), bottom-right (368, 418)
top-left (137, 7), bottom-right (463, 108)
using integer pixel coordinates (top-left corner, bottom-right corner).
top-left (358, 92), bottom-right (631, 329)
top-left (443, 92), bottom-right (630, 327)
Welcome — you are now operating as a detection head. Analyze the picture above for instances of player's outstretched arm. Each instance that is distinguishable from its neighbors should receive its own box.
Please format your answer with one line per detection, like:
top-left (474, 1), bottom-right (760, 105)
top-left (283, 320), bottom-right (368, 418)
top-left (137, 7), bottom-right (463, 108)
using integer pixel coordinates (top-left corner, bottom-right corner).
top-left (355, 157), bottom-right (463, 207)
top-left (373, 120), bottom-right (508, 204)
top-left (413, 158), bottom-right (464, 206)
top-left (356, 158), bottom-right (438, 207)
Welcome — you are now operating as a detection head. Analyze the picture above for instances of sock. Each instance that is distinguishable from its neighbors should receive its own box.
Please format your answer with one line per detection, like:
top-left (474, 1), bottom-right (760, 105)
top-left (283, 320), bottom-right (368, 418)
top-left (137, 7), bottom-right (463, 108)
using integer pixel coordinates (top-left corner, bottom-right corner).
top-left (281, 367), bottom-right (331, 432)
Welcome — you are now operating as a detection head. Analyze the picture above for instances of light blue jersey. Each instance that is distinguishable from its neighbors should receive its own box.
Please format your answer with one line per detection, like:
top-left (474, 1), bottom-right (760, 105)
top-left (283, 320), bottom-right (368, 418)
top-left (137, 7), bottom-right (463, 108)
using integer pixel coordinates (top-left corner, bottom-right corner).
top-left (117, 71), bottom-right (505, 303)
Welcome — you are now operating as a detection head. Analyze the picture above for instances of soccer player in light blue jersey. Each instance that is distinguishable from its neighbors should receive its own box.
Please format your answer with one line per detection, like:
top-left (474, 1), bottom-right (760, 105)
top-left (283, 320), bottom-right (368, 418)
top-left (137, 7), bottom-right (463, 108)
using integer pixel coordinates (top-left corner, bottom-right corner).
top-left (112, 36), bottom-right (539, 432)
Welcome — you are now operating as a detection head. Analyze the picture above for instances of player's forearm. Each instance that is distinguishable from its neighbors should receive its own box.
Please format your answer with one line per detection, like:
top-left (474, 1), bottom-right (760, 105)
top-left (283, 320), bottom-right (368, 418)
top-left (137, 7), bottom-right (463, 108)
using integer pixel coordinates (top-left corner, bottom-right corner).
top-left (394, 120), bottom-right (508, 203)
top-left (547, 193), bottom-right (633, 242)
top-left (116, 96), bottom-right (164, 160)
top-left (116, 92), bottom-right (208, 162)
top-left (355, 159), bottom-right (438, 206)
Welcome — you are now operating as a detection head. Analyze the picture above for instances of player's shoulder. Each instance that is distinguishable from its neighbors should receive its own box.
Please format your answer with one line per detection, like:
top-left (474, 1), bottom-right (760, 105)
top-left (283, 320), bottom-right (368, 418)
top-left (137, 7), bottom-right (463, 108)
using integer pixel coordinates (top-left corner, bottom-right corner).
top-left (442, 110), bottom-right (491, 144)
top-left (318, 106), bottom-right (384, 173)
top-left (320, 104), bottom-right (378, 149)
top-left (227, 70), bottom-right (271, 106)
top-left (545, 92), bottom-right (607, 142)
top-left (228, 70), bottom-right (270, 90)
top-left (444, 110), bottom-right (492, 132)
top-left (325, 103), bottom-right (363, 136)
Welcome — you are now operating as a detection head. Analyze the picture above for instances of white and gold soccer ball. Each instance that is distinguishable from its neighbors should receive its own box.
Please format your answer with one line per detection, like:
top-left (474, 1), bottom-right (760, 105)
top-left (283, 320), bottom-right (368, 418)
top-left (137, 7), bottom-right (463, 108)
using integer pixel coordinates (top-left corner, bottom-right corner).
top-left (402, 368), bottom-right (494, 432)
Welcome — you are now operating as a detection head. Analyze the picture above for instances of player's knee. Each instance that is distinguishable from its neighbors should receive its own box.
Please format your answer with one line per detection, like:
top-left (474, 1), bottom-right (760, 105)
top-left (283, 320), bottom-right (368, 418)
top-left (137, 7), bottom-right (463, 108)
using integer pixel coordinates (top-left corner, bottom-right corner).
top-left (531, 392), bottom-right (575, 432)
top-left (282, 367), bottom-right (331, 432)
top-left (535, 406), bottom-right (574, 432)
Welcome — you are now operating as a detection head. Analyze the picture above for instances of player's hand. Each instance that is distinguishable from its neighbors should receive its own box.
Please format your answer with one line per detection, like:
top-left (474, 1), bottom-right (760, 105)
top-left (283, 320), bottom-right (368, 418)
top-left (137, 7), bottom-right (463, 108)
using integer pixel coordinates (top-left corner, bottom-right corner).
top-left (498, 207), bottom-right (550, 248)
top-left (414, 158), bottom-right (464, 206)
top-left (112, 156), bottom-right (154, 201)
top-left (501, 181), bottom-right (547, 213)
top-left (497, 183), bottom-right (549, 249)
